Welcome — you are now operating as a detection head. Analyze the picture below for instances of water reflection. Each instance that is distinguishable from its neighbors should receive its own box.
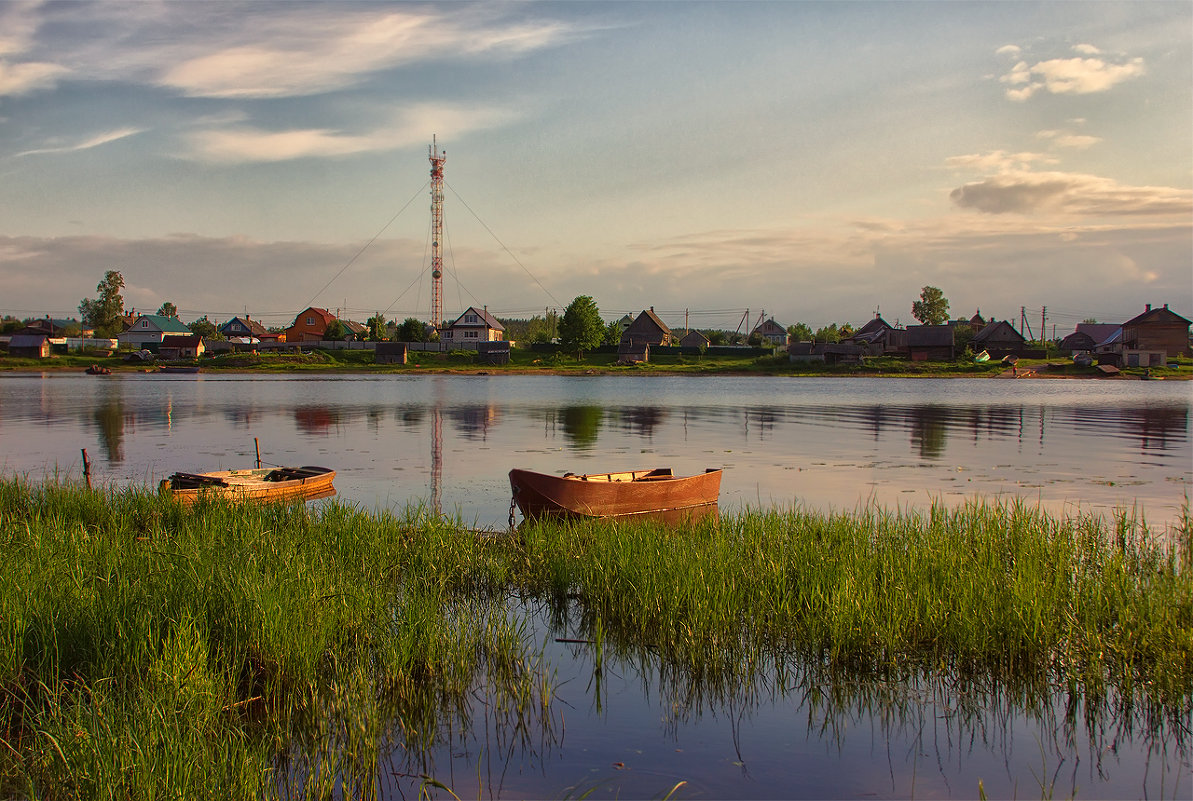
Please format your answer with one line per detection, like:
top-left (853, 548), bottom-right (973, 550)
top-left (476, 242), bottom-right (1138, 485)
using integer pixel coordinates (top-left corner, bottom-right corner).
top-left (92, 399), bottom-right (126, 463)
top-left (557, 405), bottom-right (603, 448)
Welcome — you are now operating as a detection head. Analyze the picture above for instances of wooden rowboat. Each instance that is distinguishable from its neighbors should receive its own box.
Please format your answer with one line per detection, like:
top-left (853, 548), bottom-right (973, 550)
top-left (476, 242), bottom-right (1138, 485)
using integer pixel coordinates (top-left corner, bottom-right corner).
top-left (160, 465), bottom-right (335, 505)
top-left (508, 467), bottom-right (722, 523)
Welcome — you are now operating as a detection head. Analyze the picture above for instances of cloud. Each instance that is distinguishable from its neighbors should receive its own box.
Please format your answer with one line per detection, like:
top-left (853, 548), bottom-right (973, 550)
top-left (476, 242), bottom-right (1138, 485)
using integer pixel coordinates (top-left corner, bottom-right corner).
top-left (15, 127), bottom-right (143, 157)
top-left (998, 45), bottom-right (1145, 101)
top-left (944, 151), bottom-right (1057, 173)
top-left (1035, 130), bottom-right (1101, 150)
top-left (159, 9), bottom-right (577, 99)
top-left (995, 44), bottom-right (1021, 57)
top-left (185, 105), bottom-right (517, 163)
top-left (0, 58), bottom-right (67, 96)
top-left (949, 171), bottom-right (1192, 216)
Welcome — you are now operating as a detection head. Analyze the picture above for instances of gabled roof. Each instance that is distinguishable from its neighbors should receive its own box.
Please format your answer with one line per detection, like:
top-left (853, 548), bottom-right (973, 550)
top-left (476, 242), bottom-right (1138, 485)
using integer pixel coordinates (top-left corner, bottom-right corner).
top-left (680, 330), bottom-right (709, 346)
top-left (161, 334), bottom-right (202, 347)
top-left (292, 307), bottom-right (337, 327)
top-left (448, 306), bottom-right (504, 330)
top-left (752, 318), bottom-right (786, 335)
top-left (630, 308), bottom-right (671, 336)
top-left (972, 320), bottom-right (1025, 344)
top-left (851, 316), bottom-right (894, 338)
top-left (130, 314), bottom-right (191, 334)
top-left (1123, 305), bottom-right (1191, 327)
top-left (219, 316), bottom-right (269, 337)
top-left (1075, 323), bottom-right (1121, 347)
top-left (9, 334), bottom-right (49, 347)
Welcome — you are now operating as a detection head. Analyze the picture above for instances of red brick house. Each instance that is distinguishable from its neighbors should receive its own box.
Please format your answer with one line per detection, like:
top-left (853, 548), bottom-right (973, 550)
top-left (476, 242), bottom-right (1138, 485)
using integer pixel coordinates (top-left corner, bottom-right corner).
top-left (284, 307), bottom-right (337, 343)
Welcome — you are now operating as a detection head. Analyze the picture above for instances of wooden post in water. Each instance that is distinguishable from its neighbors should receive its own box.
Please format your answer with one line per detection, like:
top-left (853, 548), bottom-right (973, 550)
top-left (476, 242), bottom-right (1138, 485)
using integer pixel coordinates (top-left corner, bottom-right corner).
top-left (255, 437), bottom-right (261, 469)
top-left (81, 448), bottom-right (92, 489)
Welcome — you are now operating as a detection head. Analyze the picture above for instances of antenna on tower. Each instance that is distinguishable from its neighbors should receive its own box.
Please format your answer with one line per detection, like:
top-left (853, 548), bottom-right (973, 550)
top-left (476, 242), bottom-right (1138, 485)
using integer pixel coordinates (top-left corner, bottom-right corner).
top-left (428, 135), bottom-right (447, 333)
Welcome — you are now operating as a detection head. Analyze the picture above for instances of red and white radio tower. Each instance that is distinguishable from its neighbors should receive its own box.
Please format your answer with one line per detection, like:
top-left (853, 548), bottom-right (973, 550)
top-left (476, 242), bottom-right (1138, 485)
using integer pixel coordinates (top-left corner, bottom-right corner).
top-left (428, 135), bottom-right (446, 332)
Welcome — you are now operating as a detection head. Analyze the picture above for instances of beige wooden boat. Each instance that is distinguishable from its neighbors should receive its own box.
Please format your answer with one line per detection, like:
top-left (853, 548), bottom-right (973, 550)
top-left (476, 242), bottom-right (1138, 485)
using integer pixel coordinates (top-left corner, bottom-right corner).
top-left (160, 465), bottom-right (335, 505)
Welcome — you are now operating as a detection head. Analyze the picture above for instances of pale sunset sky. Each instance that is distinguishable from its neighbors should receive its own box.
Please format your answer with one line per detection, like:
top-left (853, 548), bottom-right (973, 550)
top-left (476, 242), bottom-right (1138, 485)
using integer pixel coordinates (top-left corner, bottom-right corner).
top-left (1, 0), bottom-right (1190, 334)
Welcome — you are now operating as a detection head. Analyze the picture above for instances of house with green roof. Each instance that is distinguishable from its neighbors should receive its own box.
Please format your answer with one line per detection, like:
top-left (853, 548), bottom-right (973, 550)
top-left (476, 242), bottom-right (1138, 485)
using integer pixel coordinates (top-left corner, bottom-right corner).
top-left (117, 314), bottom-right (193, 349)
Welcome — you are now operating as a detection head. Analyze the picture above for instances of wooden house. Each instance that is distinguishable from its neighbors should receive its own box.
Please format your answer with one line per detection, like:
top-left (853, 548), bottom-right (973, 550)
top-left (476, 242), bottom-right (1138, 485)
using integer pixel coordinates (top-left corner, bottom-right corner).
top-left (158, 334), bottom-right (205, 360)
top-left (905, 325), bottom-right (955, 361)
top-left (1060, 323), bottom-right (1121, 355)
top-left (752, 318), bottom-right (789, 347)
top-left (117, 315), bottom-right (193, 349)
top-left (441, 306), bottom-right (505, 345)
top-left (971, 320), bottom-right (1026, 356)
top-left (1121, 304), bottom-right (1190, 358)
top-left (679, 330), bottom-right (710, 349)
top-left (284, 307), bottom-right (337, 343)
top-left (219, 315), bottom-right (278, 342)
top-left (8, 334), bottom-right (50, 358)
top-left (622, 308), bottom-right (672, 347)
top-left (374, 342), bottom-right (408, 365)
top-left (845, 315), bottom-right (900, 355)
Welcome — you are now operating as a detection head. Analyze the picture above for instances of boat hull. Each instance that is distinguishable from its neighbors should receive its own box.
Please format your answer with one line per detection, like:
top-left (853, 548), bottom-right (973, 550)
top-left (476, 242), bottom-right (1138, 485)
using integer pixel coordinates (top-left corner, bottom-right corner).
top-left (160, 466), bottom-right (336, 505)
top-left (509, 467), bottom-right (721, 522)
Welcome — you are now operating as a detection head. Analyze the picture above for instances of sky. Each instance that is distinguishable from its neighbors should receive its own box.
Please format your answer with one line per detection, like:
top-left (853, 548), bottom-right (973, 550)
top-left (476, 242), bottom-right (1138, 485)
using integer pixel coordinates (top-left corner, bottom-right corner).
top-left (1, 0), bottom-right (1190, 335)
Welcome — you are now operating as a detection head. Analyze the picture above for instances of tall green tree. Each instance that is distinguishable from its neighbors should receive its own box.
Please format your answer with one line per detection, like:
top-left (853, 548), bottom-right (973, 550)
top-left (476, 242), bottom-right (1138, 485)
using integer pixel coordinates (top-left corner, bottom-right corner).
top-left (188, 316), bottom-right (220, 340)
top-left (157, 302), bottom-right (177, 318)
top-left (558, 295), bottom-right (604, 358)
top-left (787, 322), bottom-right (813, 341)
top-left (396, 317), bottom-right (427, 342)
top-left (603, 320), bottom-right (622, 345)
top-left (366, 313), bottom-right (388, 342)
top-left (911, 286), bottom-right (950, 326)
top-left (78, 270), bottom-right (126, 336)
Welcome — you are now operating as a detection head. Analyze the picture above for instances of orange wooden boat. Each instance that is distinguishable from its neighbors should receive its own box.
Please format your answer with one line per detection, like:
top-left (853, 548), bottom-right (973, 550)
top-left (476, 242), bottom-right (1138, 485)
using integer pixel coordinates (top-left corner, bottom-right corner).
top-left (508, 467), bottom-right (722, 522)
top-left (160, 465), bottom-right (335, 505)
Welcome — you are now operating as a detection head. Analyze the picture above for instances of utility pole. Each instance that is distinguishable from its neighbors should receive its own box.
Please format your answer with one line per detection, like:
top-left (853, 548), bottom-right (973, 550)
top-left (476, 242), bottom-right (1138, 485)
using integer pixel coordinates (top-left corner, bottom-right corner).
top-left (1041, 306), bottom-right (1047, 347)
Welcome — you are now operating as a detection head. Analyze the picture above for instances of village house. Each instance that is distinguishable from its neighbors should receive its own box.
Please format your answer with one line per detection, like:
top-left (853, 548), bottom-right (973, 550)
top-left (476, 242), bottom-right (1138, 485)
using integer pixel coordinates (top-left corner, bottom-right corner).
top-left (679, 330), bottom-right (710, 349)
top-left (219, 315), bottom-right (280, 343)
top-left (1059, 323), bottom-right (1122, 356)
top-left (1120, 304), bottom-right (1190, 359)
top-left (904, 325), bottom-right (955, 361)
top-left (440, 306), bottom-right (506, 345)
top-left (284, 307), bottom-right (338, 343)
top-left (971, 320), bottom-right (1027, 357)
top-left (158, 334), bottom-right (206, 360)
top-left (751, 318), bottom-right (789, 347)
top-left (7, 333), bottom-right (51, 359)
top-left (117, 315), bottom-right (193, 349)
top-left (622, 308), bottom-right (672, 347)
top-left (844, 314), bottom-right (903, 355)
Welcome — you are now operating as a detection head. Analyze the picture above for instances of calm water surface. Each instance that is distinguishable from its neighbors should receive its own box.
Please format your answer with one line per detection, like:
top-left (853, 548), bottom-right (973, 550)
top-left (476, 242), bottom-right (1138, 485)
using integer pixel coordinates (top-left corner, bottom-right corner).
top-left (1, 372), bottom-right (1189, 529)
top-left (2, 372), bottom-right (1191, 798)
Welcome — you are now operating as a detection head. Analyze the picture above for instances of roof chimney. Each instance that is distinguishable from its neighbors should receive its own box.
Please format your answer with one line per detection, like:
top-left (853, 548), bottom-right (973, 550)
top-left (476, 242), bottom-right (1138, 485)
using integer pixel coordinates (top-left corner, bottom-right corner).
top-left (1145, 303), bottom-right (1151, 312)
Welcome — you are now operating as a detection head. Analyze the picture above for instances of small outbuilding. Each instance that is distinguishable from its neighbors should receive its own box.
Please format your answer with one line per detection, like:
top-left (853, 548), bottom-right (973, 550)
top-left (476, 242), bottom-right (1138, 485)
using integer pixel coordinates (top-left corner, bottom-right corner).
top-left (8, 334), bottom-right (50, 358)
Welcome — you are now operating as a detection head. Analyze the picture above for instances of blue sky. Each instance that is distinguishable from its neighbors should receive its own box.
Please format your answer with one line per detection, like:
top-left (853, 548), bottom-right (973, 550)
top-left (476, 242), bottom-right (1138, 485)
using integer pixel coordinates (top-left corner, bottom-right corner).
top-left (1, 0), bottom-right (1189, 334)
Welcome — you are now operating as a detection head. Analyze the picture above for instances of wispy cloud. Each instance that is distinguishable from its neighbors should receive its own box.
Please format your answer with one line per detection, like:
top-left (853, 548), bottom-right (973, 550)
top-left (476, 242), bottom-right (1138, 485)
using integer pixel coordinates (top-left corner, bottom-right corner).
top-left (949, 171), bottom-right (1191, 216)
top-left (1036, 129), bottom-right (1101, 150)
top-left (159, 9), bottom-right (577, 99)
top-left (998, 44), bottom-right (1145, 101)
top-left (14, 127), bottom-right (143, 157)
top-left (185, 105), bottom-right (517, 164)
top-left (944, 151), bottom-right (1057, 173)
top-left (0, 58), bottom-right (67, 96)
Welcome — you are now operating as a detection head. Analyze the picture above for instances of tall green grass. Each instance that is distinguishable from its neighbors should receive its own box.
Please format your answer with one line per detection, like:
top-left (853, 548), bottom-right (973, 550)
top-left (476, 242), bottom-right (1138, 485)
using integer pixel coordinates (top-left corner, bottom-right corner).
top-left (1, 478), bottom-right (1189, 797)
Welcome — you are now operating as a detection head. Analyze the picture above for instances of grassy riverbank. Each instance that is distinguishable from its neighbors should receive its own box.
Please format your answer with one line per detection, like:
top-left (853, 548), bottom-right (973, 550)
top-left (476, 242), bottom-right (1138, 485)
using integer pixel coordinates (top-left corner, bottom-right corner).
top-left (1, 479), bottom-right (1190, 797)
top-left (3, 348), bottom-right (1191, 378)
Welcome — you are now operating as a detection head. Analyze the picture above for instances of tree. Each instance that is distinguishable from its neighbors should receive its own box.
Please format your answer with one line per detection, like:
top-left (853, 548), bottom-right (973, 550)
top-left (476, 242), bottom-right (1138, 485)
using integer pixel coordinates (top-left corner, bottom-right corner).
top-left (188, 316), bottom-right (220, 340)
top-left (323, 319), bottom-right (347, 341)
top-left (366, 313), bottom-right (388, 342)
top-left (911, 286), bottom-right (950, 326)
top-left (78, 270), bottom-right (125, 336)
top-left (558, 295), bottom-right (604, 358)
top-left (157, 302), bottom-right (178, 318)
top-left (603, 320), bottom-right (622, 346)
top-left (787, 322), bottom-right (813, 342)
top-left (813, 323), bottom-right (840, 344)
top-left (396, 317), bottom-right (427, 342)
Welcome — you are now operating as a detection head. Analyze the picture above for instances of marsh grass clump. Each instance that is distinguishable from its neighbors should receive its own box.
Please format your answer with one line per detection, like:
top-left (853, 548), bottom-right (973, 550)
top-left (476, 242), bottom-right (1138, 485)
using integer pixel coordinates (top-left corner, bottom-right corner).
top-left (0, 478), bottom-right (550, 798)
top-left (1, 478), bottom-right (1190, 796)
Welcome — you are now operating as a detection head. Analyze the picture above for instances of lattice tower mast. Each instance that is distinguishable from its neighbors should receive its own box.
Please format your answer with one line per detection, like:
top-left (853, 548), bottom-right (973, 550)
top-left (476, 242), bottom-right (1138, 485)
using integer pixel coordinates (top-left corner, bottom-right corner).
top-left (428, 136), bottom-right (446, 332)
